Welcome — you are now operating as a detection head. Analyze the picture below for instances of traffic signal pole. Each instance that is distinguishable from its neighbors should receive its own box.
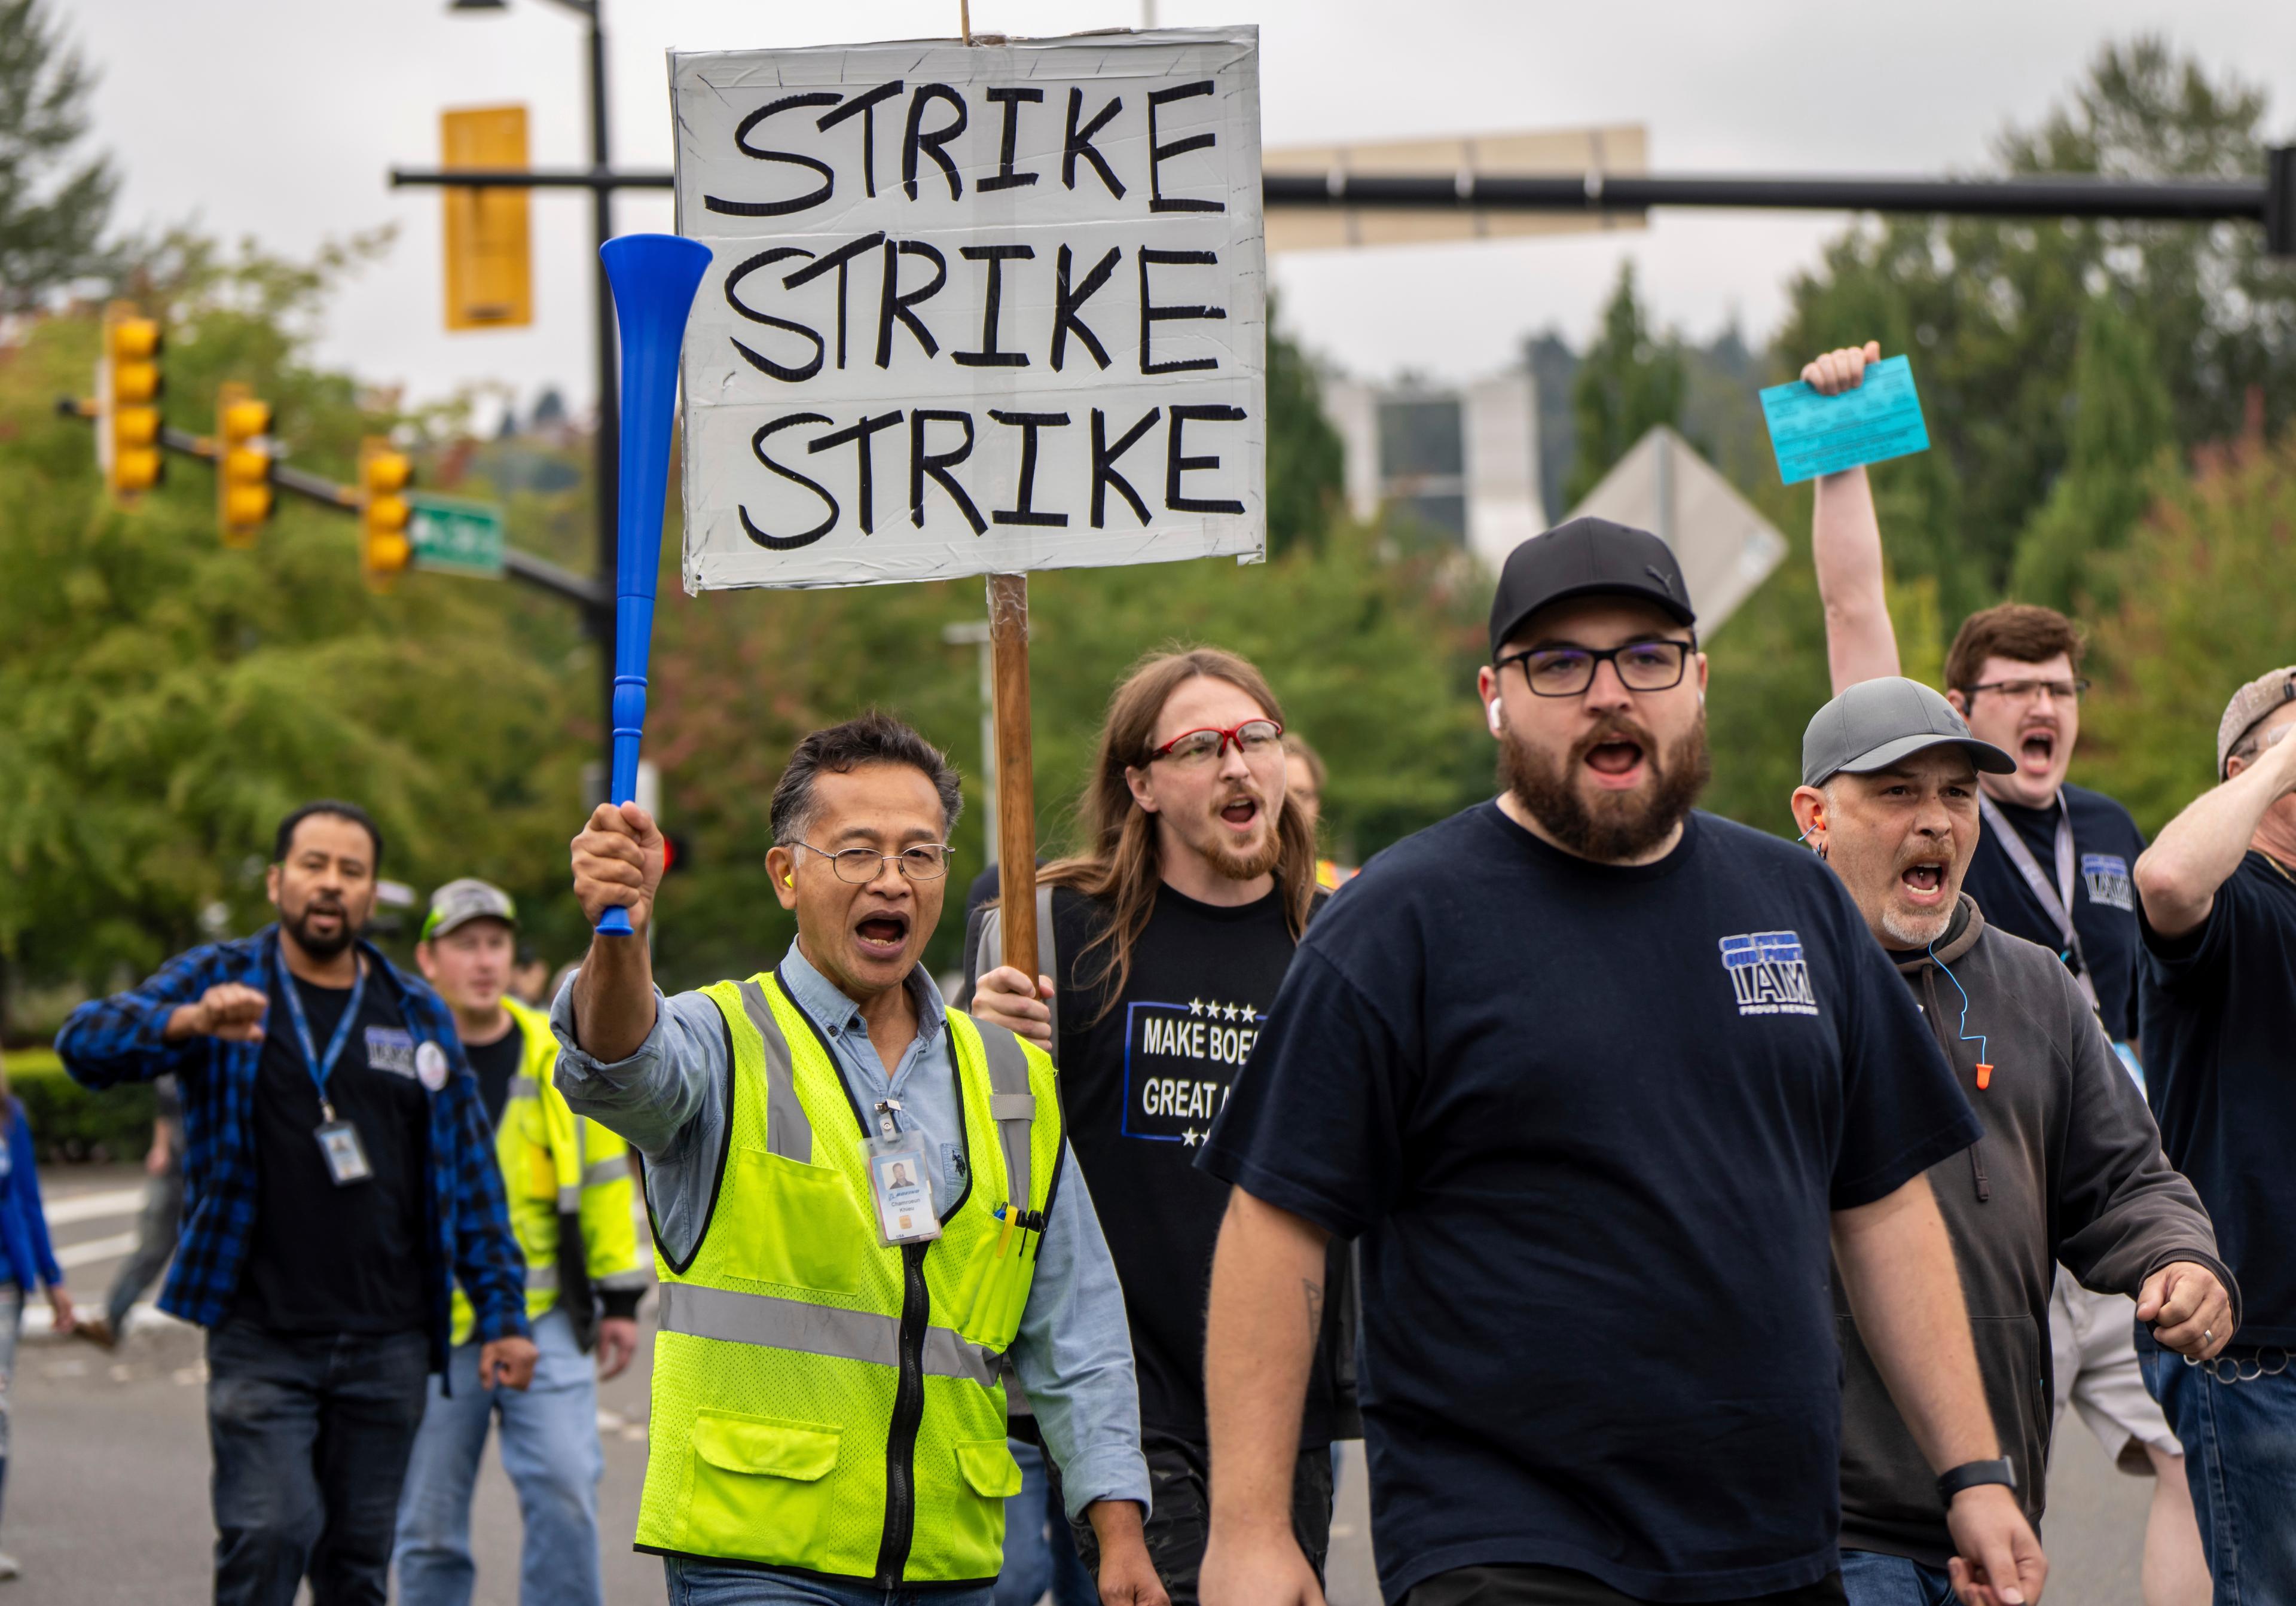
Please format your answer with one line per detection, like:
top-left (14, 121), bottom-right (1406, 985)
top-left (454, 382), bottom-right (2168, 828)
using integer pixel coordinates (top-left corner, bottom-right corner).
top-left (582, 0), bottom-right (619, 805)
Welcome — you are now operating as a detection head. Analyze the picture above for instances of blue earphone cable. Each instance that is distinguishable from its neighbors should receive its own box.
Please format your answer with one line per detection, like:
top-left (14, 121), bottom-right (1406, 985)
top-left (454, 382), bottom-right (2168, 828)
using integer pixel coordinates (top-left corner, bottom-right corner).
top-left (1927, 941), bottom-right (1989, 1067)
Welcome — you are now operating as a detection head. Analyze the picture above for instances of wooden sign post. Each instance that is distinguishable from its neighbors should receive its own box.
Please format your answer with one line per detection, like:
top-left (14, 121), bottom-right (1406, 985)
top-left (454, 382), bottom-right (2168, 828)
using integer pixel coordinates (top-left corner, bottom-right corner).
top-left (987, 572), bottom-right (1038, 967)
top-left (668, 29), bottom-right (1268, 949)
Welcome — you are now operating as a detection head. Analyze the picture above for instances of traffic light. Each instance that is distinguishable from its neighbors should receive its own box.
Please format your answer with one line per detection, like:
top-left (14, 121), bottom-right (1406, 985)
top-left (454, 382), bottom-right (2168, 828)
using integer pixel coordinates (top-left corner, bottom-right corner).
top-left (97, 301), bottom-right (164, 507)
top-left (441, 106), bottom-right (534, 330)
top-left (215, 382), bottom-right (273, 546)
top-left (358, 436), bottom-right (414, 588)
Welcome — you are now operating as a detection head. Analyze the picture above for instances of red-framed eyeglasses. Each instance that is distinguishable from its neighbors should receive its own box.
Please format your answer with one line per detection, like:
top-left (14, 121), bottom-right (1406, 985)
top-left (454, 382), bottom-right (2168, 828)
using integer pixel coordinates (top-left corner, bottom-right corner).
top-left (1148, 718), bottom-right (1286, 766)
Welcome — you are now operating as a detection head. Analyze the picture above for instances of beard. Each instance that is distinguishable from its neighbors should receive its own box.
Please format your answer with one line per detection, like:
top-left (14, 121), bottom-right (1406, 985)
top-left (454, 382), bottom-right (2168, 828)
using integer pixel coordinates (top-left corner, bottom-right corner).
top-left (1199, 787), bottom-right (1284, 882)
top-left (1501, 712), bottom-right (1711, 862)
top-left (1880, 899), bottom-right (1958, 949)
top-left (283, 897), bottom-right (364, 960)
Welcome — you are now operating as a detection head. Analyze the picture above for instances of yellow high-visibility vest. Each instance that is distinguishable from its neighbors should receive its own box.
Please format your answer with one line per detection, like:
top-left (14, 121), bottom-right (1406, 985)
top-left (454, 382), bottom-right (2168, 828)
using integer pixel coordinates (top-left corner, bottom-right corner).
top-left (634, 971), bottom-right (1062, 1586)
top-left (450, 999), bottom-right (645, 1346)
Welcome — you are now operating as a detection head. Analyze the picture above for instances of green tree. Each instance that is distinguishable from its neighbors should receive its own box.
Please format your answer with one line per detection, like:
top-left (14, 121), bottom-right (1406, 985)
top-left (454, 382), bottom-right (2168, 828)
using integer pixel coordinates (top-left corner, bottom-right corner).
top-left (1776, 37), bottom-right (2288, 618)
top-left (2007, 290), bottom-right (2178, 612)
top-left (1565, 262), bottom-right (1686, 506)
top-left (1263, 292), bottom-right (1344, 554)
top-left (0, 237), bottom-right (589, 1002)
top-left (0, 0), bottom-right (117, 309)
top-left (2077, 430), bottom-right (2296, 835)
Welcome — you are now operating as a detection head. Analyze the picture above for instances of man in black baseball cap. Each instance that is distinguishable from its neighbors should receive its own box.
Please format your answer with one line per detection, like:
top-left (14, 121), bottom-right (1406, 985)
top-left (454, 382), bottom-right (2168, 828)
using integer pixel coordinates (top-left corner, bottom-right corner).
top-left (1789, 680), bottom-right (2231, 1606)
top-left (1200, 520), bottom-right (2040, 1606)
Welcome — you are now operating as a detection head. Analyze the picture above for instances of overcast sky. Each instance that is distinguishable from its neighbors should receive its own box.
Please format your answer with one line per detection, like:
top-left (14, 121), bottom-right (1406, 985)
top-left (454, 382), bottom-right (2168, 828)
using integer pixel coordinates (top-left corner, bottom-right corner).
top-left (63, 0), bottom-right (2296, 423)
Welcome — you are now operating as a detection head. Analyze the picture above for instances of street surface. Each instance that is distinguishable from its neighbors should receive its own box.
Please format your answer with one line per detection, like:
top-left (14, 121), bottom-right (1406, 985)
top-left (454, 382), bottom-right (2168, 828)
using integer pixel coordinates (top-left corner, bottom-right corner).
top-left (13, 1166), bottom-right (2151, 1605)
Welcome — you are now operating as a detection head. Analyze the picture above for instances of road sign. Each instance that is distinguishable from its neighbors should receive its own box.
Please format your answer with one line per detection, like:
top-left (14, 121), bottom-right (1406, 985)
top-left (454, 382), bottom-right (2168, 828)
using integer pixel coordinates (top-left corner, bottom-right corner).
top-left (407, 493), bottom-right (505, 578)
top-left (1565, 426), bottom-right (1785, 633)
top-left (442, 106), bottom-right (535, 330)
top-left (1261, 124), bottom-right (1648, 254)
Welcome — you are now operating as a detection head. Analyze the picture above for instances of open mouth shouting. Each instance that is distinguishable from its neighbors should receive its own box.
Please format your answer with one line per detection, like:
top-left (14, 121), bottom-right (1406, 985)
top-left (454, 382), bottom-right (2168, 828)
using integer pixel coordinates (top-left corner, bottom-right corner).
top-left (1215, 792), bottom-right (1262, 835)
top-left (1577, 723), bottom-right (1654, 792)
top-left (1898, 856), bottom-right (1950, 908)
top-left (2016, 723), bottom-right (2059, 778)
top-left (851, 908), bottom-right (912, 962)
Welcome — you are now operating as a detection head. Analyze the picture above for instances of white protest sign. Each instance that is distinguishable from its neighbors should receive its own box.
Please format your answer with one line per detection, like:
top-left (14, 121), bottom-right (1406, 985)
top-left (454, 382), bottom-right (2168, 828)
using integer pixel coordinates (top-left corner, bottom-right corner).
top-left (671, 28), bottom-right (1265, 593)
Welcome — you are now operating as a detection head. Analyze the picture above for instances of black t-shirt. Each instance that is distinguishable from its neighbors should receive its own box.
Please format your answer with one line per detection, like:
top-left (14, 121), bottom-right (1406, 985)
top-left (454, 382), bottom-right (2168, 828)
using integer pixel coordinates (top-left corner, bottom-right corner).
top-left (2139, 851), bottom-right (2296, 1346)
top-left (1197, 804), bottom-right (1981, 1604)
top-left (234, 966), bottom-right (433, 1335)
top-left (966, 876), bottom-right (1343, 1449)
top-left (1962, 783), bottom-right (2146, 1042)
top-left (465, 1017), bottom-right (526, 1132)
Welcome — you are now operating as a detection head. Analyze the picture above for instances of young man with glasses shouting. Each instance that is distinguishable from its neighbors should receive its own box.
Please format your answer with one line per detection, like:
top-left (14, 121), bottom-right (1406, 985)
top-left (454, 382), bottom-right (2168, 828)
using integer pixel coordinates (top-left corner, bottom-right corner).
top-left (967, 648), bottom-right (1347, 1605)
top-left (552, 712), bottom-right (1165, 1606)
top-left (1198, 518), bottom-right (2038, 1606)
top-left (1804, 343), bottom-right (2203, 1606)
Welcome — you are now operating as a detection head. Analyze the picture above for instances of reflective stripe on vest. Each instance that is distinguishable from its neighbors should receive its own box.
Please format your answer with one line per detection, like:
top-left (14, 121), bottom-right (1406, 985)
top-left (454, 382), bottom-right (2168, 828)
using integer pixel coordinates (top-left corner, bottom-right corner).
top-left (975, 1028), bottom-right (1033, 1211)
top-left (657, 1281), bottom-right (997, 1390)
top-left (735, 978), bottom-right (814, 1163)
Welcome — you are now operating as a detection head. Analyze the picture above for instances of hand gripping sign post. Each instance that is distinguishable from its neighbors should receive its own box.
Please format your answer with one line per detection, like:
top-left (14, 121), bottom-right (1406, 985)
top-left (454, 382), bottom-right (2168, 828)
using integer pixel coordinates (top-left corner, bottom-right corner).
top-left (670, 28), bottom-right (1266, 964)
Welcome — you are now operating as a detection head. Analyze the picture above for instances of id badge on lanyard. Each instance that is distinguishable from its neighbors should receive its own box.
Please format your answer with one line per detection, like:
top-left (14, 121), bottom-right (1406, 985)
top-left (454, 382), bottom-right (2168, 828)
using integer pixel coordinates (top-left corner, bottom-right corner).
top-left (863, 1098), bottom-right (941, 1248)
top-left (279, 951), bottom-right (375, 1186)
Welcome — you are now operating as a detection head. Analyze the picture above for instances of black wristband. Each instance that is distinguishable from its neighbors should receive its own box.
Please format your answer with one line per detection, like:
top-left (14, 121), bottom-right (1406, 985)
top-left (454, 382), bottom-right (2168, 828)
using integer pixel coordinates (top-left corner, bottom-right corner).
top-left (1936, 1457), bottom-right (2017, 1505)
top-left (599, 1287), bottom-right (644, 1323)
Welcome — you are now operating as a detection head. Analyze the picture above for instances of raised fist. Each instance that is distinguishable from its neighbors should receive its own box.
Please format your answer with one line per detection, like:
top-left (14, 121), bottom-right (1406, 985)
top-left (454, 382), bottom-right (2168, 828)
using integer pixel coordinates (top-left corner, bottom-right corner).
top-left (571, 801), bottom-right (666, 933)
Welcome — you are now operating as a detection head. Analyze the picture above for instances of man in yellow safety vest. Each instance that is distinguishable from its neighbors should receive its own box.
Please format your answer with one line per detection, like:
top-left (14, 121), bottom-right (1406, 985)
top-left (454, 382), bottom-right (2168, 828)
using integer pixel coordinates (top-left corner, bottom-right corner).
top-left (394, 878), bottom-right (648, 1606)
top-left (554, 712), bottom-right (1166, 1606)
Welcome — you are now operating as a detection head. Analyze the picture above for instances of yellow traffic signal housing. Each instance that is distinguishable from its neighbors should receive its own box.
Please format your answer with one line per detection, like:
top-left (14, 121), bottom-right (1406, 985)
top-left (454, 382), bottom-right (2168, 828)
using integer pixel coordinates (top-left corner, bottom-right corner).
top-left (98, 301), bottom-right (164, 506)
top-left (215, 382), bottom-right (273, 546)
top-left (441, 106), bottom-right (533, 331)
top-left (359, 436), bottom-right (414, 589)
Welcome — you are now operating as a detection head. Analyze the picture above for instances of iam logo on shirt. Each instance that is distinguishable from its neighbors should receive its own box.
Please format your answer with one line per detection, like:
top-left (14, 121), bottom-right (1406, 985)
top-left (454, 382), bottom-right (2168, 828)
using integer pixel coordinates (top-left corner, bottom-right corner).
top-left (1121, 998), bottom-right (1262, 1146)
top-left (2081, 853), bottom-right (2135, 911)
top-left (365, 1026), bottom-right (419, 1078)
top-left (1718, 932), bottom-right (1820, 1018)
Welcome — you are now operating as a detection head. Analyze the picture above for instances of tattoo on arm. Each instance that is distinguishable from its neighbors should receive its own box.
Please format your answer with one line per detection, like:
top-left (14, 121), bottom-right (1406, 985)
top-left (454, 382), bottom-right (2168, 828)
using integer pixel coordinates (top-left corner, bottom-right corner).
top-left (1303, 1277), bottom-right (1325, 1345)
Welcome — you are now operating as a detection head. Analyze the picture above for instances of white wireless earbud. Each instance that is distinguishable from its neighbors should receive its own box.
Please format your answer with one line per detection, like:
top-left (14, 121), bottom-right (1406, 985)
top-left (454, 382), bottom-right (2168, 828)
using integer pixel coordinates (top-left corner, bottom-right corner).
top-left (1486, 698), bottom-right (1504, 734)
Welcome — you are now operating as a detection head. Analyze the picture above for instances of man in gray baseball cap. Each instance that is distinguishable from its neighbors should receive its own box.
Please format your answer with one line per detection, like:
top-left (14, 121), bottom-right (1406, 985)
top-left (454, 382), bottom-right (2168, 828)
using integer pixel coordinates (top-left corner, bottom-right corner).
top-left (1790, 679), bottom-right (2234, 1606)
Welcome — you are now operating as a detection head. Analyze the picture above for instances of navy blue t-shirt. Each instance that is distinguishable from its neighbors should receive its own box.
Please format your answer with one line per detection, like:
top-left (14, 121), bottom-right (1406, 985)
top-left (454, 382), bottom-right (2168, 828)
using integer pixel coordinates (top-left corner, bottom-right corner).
top-left (2139, 851), bottom-right (2296, 1346)
top-left (1962, 783), bottom-right (2146, 1043)
top-left (1198, 804), bottom-right (1980, 1604)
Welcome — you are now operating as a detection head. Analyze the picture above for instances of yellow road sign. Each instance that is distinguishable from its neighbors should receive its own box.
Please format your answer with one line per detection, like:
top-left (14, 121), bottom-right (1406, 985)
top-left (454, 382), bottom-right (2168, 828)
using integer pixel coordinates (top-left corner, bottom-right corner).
top-left (442, 105), bottom-right (533, 330)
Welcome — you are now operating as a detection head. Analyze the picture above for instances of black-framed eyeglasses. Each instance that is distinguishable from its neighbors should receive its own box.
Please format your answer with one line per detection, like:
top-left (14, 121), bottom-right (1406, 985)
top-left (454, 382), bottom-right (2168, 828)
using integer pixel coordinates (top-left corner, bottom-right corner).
top-left (790, 842), bottom-right (953, 883)
top-left (1959, 677), bottom-right (2090, 704)
top-left (1498, 637), bottom-right (1697, 698)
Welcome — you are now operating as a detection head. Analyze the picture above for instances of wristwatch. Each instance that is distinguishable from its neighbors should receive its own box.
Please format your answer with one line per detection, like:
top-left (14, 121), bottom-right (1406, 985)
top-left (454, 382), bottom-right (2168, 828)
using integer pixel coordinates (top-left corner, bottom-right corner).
top-left (1936, 1457), bottom-right (2017, 1505)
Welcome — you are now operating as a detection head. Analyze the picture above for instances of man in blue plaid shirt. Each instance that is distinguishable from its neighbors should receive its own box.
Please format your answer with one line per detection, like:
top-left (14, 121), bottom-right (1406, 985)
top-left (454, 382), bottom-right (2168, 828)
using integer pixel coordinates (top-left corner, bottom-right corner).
top-left (58, 800), bottom-right (535, 1606)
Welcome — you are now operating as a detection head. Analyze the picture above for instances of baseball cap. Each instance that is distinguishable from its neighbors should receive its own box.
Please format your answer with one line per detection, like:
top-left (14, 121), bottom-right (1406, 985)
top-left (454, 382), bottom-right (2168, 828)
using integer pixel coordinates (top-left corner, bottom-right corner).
top-left (1801, 677), bottom-right (2016, 788)
top-left (2216, 665), bottom-right (2296, 777)
top-left (1488, 517), bottom-right (1696, 660)
top-left (420, 878), bottom-right (518, 941)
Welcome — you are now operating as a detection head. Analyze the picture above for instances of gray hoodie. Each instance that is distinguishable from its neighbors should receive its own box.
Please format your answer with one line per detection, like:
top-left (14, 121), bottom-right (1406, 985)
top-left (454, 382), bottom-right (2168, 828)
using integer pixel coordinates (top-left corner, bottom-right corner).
top-left (1836, 895), bottom-right (2234, 1567)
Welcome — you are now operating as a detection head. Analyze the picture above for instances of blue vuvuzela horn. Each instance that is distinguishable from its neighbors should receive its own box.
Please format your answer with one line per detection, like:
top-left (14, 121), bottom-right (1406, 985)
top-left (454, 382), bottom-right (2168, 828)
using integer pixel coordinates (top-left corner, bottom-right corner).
top-left (595, 233), bottom-right (712, 935)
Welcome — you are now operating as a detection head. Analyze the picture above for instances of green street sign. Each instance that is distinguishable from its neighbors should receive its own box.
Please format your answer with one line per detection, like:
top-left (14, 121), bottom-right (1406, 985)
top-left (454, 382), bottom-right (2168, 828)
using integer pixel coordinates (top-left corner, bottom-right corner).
top-left (406, 493), bottom-right (506, 578)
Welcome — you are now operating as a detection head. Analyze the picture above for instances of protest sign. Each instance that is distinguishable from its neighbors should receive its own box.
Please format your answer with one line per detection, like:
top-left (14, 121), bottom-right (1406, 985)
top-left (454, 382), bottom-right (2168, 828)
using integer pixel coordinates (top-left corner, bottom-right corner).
top-left (1759, 354), bottom-right (1931, 485)
top-left (670, 28), bottom-right (1266, 593)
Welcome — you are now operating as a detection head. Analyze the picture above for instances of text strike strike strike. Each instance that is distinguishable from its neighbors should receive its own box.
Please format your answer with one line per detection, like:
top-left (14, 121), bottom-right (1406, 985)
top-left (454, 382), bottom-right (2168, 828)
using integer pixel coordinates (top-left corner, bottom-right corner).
top-left (688, 75), bottom-right (1256, 549)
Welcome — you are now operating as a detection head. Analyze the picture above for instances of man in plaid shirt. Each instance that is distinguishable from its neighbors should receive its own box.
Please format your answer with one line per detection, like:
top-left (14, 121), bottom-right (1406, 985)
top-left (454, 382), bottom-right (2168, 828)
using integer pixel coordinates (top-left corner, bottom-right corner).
top-left (57, 800), bottom-right (535, 1606)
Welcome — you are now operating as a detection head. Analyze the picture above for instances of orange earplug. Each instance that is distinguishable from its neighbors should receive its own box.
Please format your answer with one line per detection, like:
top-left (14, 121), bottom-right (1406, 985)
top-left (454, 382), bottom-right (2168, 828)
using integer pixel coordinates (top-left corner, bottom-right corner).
top-left (1975, 1064), bottom-right (1993, 1091)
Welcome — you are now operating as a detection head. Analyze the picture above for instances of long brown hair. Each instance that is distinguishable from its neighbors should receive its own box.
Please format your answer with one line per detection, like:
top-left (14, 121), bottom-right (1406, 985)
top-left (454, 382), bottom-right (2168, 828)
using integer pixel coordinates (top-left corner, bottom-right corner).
top-left (1042, 647), bottom-right (1319, 1015)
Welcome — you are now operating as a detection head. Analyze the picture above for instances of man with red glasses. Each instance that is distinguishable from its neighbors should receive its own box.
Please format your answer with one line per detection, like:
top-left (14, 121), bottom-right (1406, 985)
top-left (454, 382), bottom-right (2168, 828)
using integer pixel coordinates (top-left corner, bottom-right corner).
top-left (969, 647), bottom-right (1347, 1606)
top-left (1197, 518), bottom-right (2037, 1606)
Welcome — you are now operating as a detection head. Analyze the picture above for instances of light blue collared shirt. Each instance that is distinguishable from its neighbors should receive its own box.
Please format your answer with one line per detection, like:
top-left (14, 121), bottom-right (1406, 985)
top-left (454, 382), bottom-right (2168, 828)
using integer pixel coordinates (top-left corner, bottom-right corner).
top-left (550, 941), bottom-right (1148, 1519)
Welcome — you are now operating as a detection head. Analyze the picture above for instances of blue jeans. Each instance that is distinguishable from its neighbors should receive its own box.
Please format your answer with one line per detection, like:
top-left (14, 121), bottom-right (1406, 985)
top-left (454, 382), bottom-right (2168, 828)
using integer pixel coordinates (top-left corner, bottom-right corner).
top-left (664, 1558), bottom-right (995, 1605)
top-left (996, 1438), bottom-right (1098, 1606)
top-left (1837, 1552), bottom-right (1954, 1606)
top-left (2142, 1338), bottom-right (2296, 1605)
top-left (206, 1320), bottom-right (432, 1606)
top-left (394, 1306), bottom-right (603, 1606)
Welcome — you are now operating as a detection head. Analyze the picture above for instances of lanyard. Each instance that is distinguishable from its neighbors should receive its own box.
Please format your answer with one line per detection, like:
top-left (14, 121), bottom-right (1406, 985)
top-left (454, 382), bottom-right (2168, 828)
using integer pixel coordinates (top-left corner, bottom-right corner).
top-left (1979, 792), bottom-right (2100, 1012)
top-left (277, 950), bottom-right (368, 1122)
